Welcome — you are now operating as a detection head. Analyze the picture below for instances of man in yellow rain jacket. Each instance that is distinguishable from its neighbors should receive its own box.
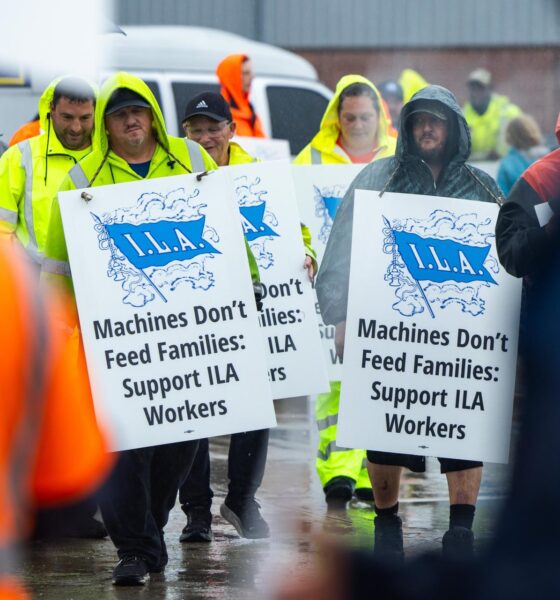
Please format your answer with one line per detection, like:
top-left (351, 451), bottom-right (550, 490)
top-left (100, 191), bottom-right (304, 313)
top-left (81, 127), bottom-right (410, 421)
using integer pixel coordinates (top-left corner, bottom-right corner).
top-left (0, 77), bottom-right (95, 267)
top-left (294, 75), bottom-right (396, 505)
top-left (179, 91), bottom-right (316, 541)
top-left (42, 72), bottom-right (219, 587)
top-left (463, 68), bottom-right (522, 161)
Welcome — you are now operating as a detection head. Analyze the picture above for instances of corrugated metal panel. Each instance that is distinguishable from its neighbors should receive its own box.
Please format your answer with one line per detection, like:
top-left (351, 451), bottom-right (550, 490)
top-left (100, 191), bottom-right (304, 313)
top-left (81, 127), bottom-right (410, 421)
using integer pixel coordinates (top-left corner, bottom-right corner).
top-left (116, 0), bottom-right (560, 48)
top-left (117, 0), bottom-right (258, 39)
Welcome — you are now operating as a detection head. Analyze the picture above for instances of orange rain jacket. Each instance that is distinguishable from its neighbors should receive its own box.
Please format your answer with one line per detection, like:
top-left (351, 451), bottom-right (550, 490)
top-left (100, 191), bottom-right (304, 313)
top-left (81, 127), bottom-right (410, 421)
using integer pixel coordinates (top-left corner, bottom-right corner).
top-left (216, 54), bottom-right (266, 138)
top-left (0, 241), bottom-right (113, 599)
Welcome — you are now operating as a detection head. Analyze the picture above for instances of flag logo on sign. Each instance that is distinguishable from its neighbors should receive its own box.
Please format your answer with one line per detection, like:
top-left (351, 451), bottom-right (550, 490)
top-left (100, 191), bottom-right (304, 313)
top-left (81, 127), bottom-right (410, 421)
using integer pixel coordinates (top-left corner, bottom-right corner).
top-left (382, 210), bottom-right (499, 318)
top-left (313, 184), bottom-right (345, 244)
top-left (93, 187), bottom-right (220, 307)
top-left (235, 175), bottom-right (279, 270)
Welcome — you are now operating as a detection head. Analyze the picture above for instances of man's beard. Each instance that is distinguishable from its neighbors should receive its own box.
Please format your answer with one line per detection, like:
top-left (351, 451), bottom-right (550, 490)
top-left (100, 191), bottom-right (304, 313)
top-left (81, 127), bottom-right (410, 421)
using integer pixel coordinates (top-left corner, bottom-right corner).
top-left (416, 144), bottom-right (445, 165)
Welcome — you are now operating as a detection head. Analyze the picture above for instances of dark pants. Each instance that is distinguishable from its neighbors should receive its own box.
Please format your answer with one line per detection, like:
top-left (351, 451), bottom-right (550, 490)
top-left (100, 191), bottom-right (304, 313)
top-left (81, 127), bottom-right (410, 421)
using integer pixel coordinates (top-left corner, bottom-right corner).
top-left (100, 440), bottom-right (198, 570)
top-left (179, 429), bottom-right (269, 509)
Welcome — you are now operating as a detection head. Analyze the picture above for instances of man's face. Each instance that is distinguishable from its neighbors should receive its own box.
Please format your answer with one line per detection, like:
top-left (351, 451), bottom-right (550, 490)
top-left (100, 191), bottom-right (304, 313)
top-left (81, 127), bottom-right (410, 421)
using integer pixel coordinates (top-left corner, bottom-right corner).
top-left (468, 82), bottom-right (491, 113)
top-left (50, 97), bottom-right (94, 150)
top-left (183, 116), bottom-right (235, 166)
top-left (105, 106), bottom-right (154, 151)
top-left (411, 112), bottom-right (449, 164)
top-left (338, 95), bottom-right (379, 149)
top-left (241, 59), bottom-right (254, 94)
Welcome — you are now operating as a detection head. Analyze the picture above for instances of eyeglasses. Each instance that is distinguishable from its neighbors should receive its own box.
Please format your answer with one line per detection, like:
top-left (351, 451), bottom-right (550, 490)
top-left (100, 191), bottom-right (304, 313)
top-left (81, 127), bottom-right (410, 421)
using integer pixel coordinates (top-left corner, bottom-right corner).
top-left (183, 121), bottom-right (231, 138)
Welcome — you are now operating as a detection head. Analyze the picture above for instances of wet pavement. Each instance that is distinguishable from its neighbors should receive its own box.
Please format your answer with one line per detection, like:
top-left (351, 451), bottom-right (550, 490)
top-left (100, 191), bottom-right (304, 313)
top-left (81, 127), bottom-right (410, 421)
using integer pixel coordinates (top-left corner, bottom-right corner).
top-left (20, 397), bottom-right (512, 599)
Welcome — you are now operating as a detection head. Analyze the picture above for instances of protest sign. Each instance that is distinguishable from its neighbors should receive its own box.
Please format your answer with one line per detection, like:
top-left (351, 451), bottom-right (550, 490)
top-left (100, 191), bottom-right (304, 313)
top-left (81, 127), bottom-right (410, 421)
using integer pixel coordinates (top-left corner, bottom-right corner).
top-left (59, 170), bottom-right (276, 451)
top-left (228, 161), bottom-right (329, 398)
top-left (233, 136), bottom-right (291, 161)
top-left (292, 164), bottom-right (365, 380)
top-left (338, 191), bottom-right (521, 463)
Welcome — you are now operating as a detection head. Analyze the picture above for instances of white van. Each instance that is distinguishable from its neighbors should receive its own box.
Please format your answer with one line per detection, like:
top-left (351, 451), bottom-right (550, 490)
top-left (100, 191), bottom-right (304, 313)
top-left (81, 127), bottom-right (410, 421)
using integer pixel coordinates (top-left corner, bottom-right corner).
top-left (0, 25), bottom-right (331, 155)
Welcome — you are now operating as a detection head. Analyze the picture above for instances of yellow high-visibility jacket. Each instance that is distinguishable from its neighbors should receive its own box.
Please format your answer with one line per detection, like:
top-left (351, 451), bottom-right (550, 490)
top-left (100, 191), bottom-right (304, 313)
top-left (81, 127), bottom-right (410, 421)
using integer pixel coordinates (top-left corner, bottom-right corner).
top-left (293, 74), bottom-right (396, 166)
top-left (464, 94), bottom-right (522, 160)
top-left (0, 78), bottom-right (94, 264)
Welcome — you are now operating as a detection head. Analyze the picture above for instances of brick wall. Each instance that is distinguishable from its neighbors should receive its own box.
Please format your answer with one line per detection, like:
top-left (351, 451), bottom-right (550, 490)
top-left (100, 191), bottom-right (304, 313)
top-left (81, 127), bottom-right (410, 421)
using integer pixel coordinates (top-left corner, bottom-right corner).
top-left (296, 47), bottom-right (560, 140)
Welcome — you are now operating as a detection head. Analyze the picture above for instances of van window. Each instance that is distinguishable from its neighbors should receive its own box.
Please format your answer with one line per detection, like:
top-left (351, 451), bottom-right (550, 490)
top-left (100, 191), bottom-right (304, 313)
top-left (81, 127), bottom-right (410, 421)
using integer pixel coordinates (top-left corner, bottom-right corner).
top-left (266, 86), bottom-right (329, 155)
top-left (172, 82), bottom-right (220, 131)
top-left (143, 80), bottom-right (162, 108)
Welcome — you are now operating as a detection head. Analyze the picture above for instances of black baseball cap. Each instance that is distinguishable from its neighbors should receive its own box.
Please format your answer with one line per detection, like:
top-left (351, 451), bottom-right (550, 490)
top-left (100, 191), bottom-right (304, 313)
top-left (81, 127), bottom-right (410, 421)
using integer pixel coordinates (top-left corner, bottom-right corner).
top-left (182, 92), bottom-right (232, 125)
top-left (105, 89), bottom-right (151, 115)
top-left (408, 99), bottom-right (448, 121)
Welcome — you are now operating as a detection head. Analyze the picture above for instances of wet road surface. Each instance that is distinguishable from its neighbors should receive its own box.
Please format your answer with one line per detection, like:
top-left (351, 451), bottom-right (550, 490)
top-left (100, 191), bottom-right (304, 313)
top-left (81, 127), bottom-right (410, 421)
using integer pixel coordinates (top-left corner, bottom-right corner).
top-left (20, 397), bottom-right (511, 599)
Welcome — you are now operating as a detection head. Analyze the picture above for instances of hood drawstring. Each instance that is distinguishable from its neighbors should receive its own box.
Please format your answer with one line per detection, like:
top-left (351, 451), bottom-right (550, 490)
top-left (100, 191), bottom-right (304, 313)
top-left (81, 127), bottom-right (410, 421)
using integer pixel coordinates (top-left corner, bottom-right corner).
top-left (44, 114), bottom-right (51, 185)
top-left (158, 142), bottom-right (192, 174)
top-left (88, 148), bottom-right (110, 187)
top-left (463, 164), bottom-right (504, 206)
top-left (379, 164), bottom-right (402, 198)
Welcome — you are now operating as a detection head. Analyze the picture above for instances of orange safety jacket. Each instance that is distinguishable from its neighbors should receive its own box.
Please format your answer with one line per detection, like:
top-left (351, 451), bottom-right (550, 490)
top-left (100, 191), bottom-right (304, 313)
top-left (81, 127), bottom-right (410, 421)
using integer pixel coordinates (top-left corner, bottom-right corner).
top-left (0, 241), bottom-right (113, 599)
top-left (217, 54), bottom-right (266, 138)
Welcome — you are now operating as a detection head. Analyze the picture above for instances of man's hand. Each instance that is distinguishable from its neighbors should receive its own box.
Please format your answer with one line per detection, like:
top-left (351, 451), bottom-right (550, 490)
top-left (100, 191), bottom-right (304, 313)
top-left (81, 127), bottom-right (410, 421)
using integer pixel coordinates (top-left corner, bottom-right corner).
top-left (335, 321), bottom-right (346, 360)
top-left (304, 255), bottom-right (315, 282)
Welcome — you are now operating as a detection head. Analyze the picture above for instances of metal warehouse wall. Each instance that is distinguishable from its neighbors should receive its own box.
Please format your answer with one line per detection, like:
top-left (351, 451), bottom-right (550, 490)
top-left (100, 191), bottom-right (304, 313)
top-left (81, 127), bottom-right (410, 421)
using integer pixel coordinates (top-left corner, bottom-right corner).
top-left (116, 0), bottom-right (560, 48)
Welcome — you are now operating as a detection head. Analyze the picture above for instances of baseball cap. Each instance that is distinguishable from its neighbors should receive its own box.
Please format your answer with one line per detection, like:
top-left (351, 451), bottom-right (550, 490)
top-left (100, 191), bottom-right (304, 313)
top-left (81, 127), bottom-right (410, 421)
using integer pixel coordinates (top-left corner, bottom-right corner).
top-left (377, 80), bottom-right (404, 101)
top-left (182, 92), bottom-right (232, 124)
top-left (408, 99), bottom-right (448, 121)
top-left (467, 68), bottom-right (492, 87)
top-left (105, 89), bottom-right (151, 115)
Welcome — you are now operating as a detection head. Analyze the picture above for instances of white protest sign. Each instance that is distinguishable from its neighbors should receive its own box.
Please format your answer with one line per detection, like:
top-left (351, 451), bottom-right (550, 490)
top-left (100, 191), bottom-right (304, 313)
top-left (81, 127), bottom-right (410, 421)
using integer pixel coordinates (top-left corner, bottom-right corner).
top-left (59, 170), bottom-right (276, 452)
top-left (338, 191), bottom-right (522, 463)
top-left (227, 161), bottom-right (329, 399)
top-left (233, 136), bottom-right (291, 161)
top-left (292, 164), bottom-right (366, 380)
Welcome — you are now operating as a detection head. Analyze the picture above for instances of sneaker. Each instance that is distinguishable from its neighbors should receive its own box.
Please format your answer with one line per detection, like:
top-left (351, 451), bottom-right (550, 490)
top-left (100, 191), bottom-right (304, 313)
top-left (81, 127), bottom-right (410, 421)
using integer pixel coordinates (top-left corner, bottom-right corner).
top-left (179, 506), bottom-right (213, 543)
top-left (68, 516), bottom-right (108, 539)
top-left (442, 526), bottom-right (475, 559)
top-left (324, 476), bottom-right (354, 506)
top-left (373, 514), bottom-right (404, 564)
top-left (220, 498), bottom-right (270, 539)
top-left (354, 487), bottom-right (374, 502)
top-left (112, 556), bottom-right (150, 586)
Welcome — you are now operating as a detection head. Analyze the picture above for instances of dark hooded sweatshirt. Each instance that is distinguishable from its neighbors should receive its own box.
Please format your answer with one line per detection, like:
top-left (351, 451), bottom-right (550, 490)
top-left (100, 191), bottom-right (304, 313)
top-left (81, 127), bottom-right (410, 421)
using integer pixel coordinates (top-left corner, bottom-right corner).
top-left (316, 85), bottom-right (504, 327)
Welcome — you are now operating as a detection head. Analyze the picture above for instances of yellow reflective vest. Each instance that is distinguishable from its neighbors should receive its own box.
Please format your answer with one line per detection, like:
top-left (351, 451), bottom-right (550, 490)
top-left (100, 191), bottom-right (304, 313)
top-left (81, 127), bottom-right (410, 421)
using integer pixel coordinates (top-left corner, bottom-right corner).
top-left (463, 94), bottom-right (522, 160)
top-left (293, 74), bottom-right (396, 166)
top-left (0, 79), bottom-right (93, 264)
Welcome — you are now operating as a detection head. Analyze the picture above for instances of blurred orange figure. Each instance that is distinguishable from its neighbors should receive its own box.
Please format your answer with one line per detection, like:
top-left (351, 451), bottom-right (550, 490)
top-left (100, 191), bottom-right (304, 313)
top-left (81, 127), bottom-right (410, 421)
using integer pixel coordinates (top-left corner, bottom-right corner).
top-left (216, 54), bottom-right (266, 137)
top-left (8, 119), bottom-right (40, 147)
top-left (0, 241), bottom-right (113, 599)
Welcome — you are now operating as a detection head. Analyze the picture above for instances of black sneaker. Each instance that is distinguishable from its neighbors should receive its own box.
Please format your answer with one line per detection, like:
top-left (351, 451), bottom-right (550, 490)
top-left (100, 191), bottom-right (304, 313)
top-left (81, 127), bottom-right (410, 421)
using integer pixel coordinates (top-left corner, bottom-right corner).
top-left (373, 514), bottom-right (404, 564)
top-left (179, 506), bottom-right (213, 543)
top-left (112, 556), bottom-right (150, 586)
top-left (324, 476), bottom-right (354, 506)
top-left (220, 498), bottom-right (270, 539)
top-left (442, 526), bottom-right (475, 559)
